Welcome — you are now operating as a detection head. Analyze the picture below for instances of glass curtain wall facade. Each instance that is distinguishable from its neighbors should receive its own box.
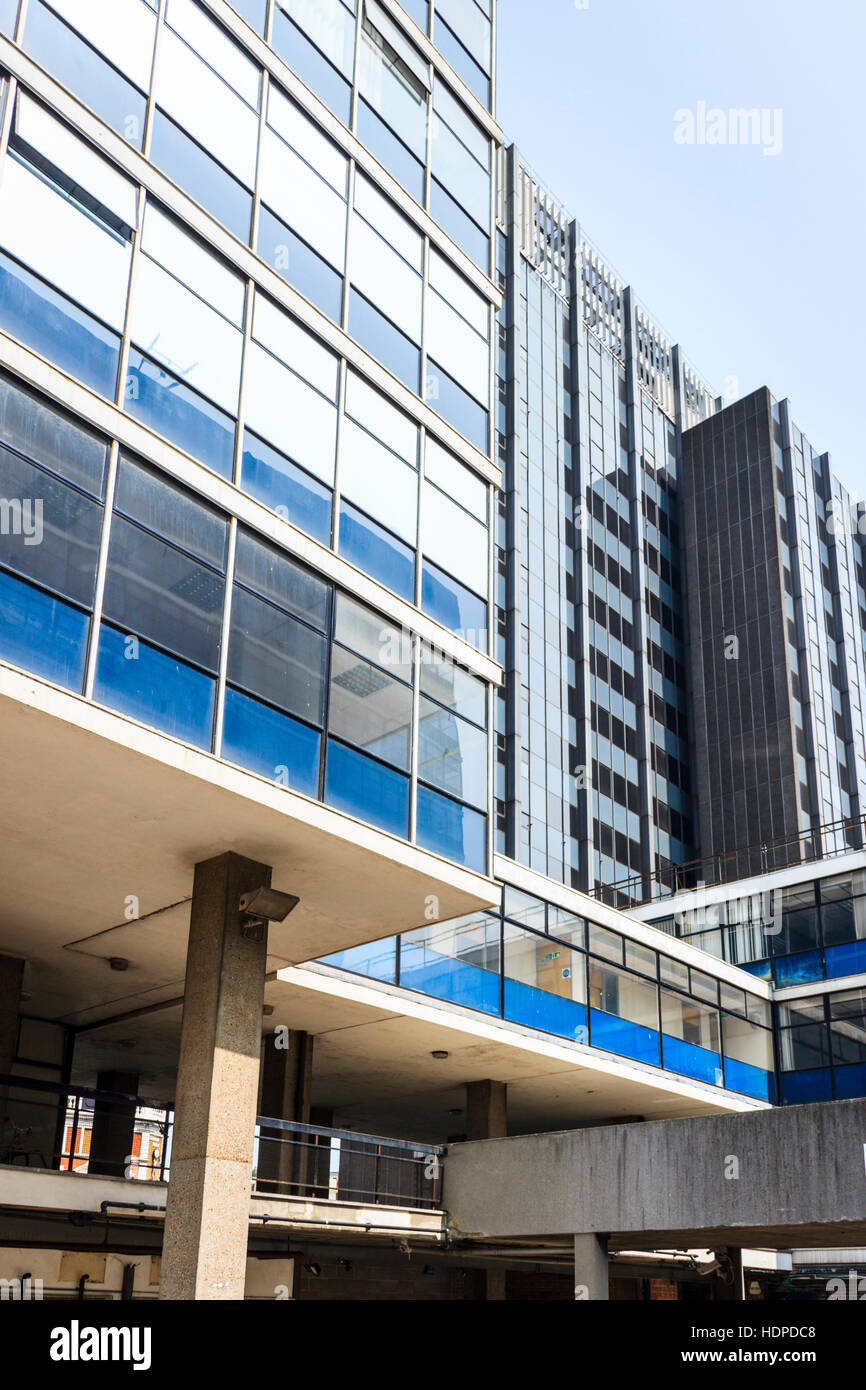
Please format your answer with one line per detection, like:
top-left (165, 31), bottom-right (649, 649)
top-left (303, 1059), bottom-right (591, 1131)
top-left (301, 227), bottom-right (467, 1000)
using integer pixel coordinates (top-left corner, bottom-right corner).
top-left (0, 0), bottom-right (502, 874)
top-left (495, 151), bottom-right (711, 904)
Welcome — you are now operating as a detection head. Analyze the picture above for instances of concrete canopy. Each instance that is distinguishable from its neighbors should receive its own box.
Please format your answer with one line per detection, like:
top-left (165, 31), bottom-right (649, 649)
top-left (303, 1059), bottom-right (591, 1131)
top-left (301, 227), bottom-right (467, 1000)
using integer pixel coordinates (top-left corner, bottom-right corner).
top-left (0, 665), bottom-right (498, 1028)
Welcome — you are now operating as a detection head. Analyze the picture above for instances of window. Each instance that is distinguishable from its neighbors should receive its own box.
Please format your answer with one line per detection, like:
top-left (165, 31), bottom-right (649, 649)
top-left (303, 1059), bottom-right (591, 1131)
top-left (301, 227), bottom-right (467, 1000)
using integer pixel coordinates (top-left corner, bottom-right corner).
top-left (325, 738), bottom-right (410, 838)
top-left (23, 0), bottom-right (152, 147)
top-left (589, 959), bottom-right (659, 1065)
top-left (401, 914), bottom-right (499, 1013)
top-left (339, 418), bottom-right (418, 545)
top-left (357, 0), bottom-right (429, 201)
top-left (244, 301), bottom-right (341, 486)
top-left (223, 532), bottom-right (329, 793)
top-left (503, 923), bottom-right (587, 1040)
top-left (272, 0), bottom-right (355, 126)
top-left (95, 458), bottom-right (228, 746)
top-left (329, 646), bottom-right (413, 770)
top-left (338, 500), bottom-right (415, 601)
top-left (149, 111), bottom-right (252, 242)
top-left (661, 989), bottom-right (722, 1084)
top-left (350, 178), bottom-right (423, 344)
top-left (0, 374), bottom-right (108, 690)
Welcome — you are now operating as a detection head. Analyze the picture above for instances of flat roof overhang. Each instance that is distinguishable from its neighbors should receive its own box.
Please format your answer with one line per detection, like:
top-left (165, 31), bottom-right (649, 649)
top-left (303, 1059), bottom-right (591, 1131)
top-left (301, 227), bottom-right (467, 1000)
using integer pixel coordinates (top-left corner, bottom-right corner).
top-left (0, 664), bottom-right (499, 1022)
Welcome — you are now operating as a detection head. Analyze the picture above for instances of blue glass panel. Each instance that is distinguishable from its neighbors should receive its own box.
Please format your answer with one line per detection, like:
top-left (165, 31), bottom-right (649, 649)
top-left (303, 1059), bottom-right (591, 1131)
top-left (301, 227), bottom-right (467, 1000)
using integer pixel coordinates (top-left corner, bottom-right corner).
top-left (780, 1068), bottom-right (832, 1105)
top-left (662, 1034), bottom-right (723, 1086)
top-left (401, 0), bottom-right (428, 31)
top-left (739, 958), bottom-right (772, 981)
top-left (94, 624), bottom-right (215, 748)
top-left (222, 687), bottom-right (320, 796)
top-left (833, 1062), bottom-right (866, 1100)
top-left (0, 252), bottom-right (120, 399)
top-left (723, 1057), bottom-right (775, 1103)
top-left (257, 206), bottom-right (343, 322)
top-left (0, 568), bottom-right (88, 690)
top-left (589, 1009), bottom-right (660, 1066)
top-left (773, 950), bottom-right (824, 988)
top-left (338, 502), bottom-right (415, 601)
top-left (271, 10), bottom-right (352, 126)
top-left (0, 447), bottom-right (103, 606)
top-left (504, 978), bottom-right (587, 1043)
top-left (399, 942), bottom-right (499, 1014)
top-left (325, 739), bottom-right (409, 838)
top-left (318, 938), bottom-right (398, 984)
top-left (825, 939), bottom-right (866, 979)
top-left (228, 0), bottom-right (266, 32)
top-left (416, 784), bottom-right (486, 872)
top-left (421, 559), bottom-right (487, 641)
top-left (0, 0), bottom-right (17, 36)
top-left (349, 290), bottom-right (420, 392)
top-left (241, 431), bottom-right (332, 544)
top-left (126, 351), bottom-right (235, 479)
top-left (24, 1), bottom-right (147, 148)
top-left (150, 111), bottom-right (252, 243)
top-left (426, 358), bottom-right (488, 452)
top-left (430, 180), bottom-right (490, 272)
top-left (433, 17), bottom-right (490, 106)
top-left (356, 102), bottom-right (425, 206)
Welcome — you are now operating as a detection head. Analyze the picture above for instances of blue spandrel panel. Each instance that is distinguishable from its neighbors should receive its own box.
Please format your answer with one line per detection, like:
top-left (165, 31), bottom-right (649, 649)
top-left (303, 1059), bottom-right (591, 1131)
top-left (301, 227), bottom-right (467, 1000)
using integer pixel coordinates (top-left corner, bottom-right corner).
top-left (662, 1034), bottom-right (723, 1086)
top-left (222, 687), bottom-right (320, 797)
top-left (773, 950), bottom-right (824, 988)
top-left (589, 1009), bottom-right (659, 1067)
top-left (94, 624), bottom-right (215, 748)
top-left (325, 738), bottom-right (410, 839)
top-left (399, 942), bottom-right (499, 1014)
top-left (0, 568), bottom-right (88, 691)
top-left (504, 978), bottom-right (586, 1043)
top-left (722, 1057), bottom-right (775, 1103)
top-left (319, 938), bottom-right (398, 985)
top-left (832, 1062), bottom-right (866, 1100)
top-left (825, 939), bottom-right (866, 980)
top-left (780, 1068), bottom-right (832, 1105)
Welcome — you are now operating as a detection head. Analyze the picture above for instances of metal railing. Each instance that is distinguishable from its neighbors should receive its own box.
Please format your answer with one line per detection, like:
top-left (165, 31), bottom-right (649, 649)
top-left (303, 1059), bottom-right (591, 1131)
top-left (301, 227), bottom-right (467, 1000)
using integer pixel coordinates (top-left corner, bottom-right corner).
top-left (0, 1075), bottom-right (444, 1211)
top-left (590, 812), bottom-right (866, 909)
top-left (253, 1117), bottom-right (444, 1210)
top-left (0, 1073), bottom-right (172, 1180)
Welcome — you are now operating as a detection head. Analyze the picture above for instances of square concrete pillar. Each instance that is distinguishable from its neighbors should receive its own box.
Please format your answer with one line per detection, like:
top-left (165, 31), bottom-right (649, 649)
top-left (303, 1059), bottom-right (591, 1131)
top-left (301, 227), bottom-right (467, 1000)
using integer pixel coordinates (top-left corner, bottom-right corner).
top-left (257, 1029), bottom-right (314, 1194)
top-left (712, 1248), bottom-right (745, 1300)
top-left (465, 1079), bottom-right (507, 1141)
top-left (89, 1071), bottom-right (139, 1178)
top-left (574, 1233), bottom-right (609, 1301)
top-left (160, 853), bottom-right (273, 1301)
top-left (0, 955), bottom-right (24, 1139)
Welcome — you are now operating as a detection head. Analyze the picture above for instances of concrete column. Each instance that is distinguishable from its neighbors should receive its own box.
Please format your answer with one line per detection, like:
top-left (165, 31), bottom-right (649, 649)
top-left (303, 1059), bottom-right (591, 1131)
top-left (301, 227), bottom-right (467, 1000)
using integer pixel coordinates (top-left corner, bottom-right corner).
top-left (88, 1071), bottom-right (139, 1178)
top-left (0, 955), bottom-right (24, 1141)
top-left (160, 853), bottom-right (273, 1301)
top-left (574, 1234), bottom-right (609, 1301)
top-left (257, 1029), bottom-right (313, 1194)
top-left (465, 1079), bottom-right (507, 1141)
top-left (465, 1081), bottom-right (507, 1298)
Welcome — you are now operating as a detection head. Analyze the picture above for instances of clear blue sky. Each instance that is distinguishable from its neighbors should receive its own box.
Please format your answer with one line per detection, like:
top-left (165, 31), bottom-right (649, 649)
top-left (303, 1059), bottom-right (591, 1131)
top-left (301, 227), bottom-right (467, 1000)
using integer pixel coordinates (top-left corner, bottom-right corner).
top-left (495, 0), bottom-right (865, 497)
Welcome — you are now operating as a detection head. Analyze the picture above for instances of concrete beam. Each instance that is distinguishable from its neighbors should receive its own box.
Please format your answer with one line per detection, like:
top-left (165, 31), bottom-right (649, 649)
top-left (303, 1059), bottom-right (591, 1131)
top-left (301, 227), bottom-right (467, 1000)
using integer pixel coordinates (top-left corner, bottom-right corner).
top-left (444, 1099), bottom-right (866, 1247)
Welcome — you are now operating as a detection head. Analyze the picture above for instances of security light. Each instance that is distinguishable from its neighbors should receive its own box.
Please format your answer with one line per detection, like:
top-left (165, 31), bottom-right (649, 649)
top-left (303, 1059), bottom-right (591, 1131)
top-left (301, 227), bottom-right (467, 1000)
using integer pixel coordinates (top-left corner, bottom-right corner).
top-left (238, 887), bottom-right (299, 939)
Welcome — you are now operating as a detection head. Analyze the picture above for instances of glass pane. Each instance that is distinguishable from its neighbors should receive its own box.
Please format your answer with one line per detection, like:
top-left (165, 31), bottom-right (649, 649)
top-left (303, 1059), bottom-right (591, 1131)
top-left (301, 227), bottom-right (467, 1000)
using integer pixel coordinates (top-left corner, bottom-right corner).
top-left (241, 431), bottom-right (332, 545)
top-left (334, 593), bottom-right (412, 680)
top-left (338, 501), bottom-right (415, 600)
top-left (0, 252), bottom-right (119, 399)
top-left (102, 517), bottom-right (225, 671)
top-left (328, 646), bottom-right (413, 769)
top-left (421, 558), bottom-right (487, 644)
top-left (95, 623), bottom-right (215, 746)
top-left (339, 418), bottom-right (418, 543)
top-left (115, 457), bottom-right (227, 566)
top-left (416, 784), bottom-right (485, 871)
top-left (129, 255), bottom-right (242, 412)
top-left (0, 447), bottom-right (103, 606)
top-left (348, 290), bottom-right (420, 392)
top-left (400, 914), bottom-right (499, 1014)
top-left (0, 567), bottom-right (89, 689)
top-left (228, 587), bottom-right (327, 725)
top-left (325, 738), bottom-right (409, 837)
top-left (422, 479), bottom-right (488, 596)
top-left (0, 374), bottom-right (108, 497)
top-left (243, 342), bottom-right (337, 486)
top-left (149, 110), bottom-right (252, 242)
top-left (259, 129), bottom-right (347, 270)
top-left (420, 647), bottom-right (486, 726)
top-left (257, 205), bottom-right (343, 322)
top-left (125, 351), bottom-right (236, 479)
top-left (234, 530), bottom-right (330, 630)
top-left (418, 696), bottom-right (487, 808)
